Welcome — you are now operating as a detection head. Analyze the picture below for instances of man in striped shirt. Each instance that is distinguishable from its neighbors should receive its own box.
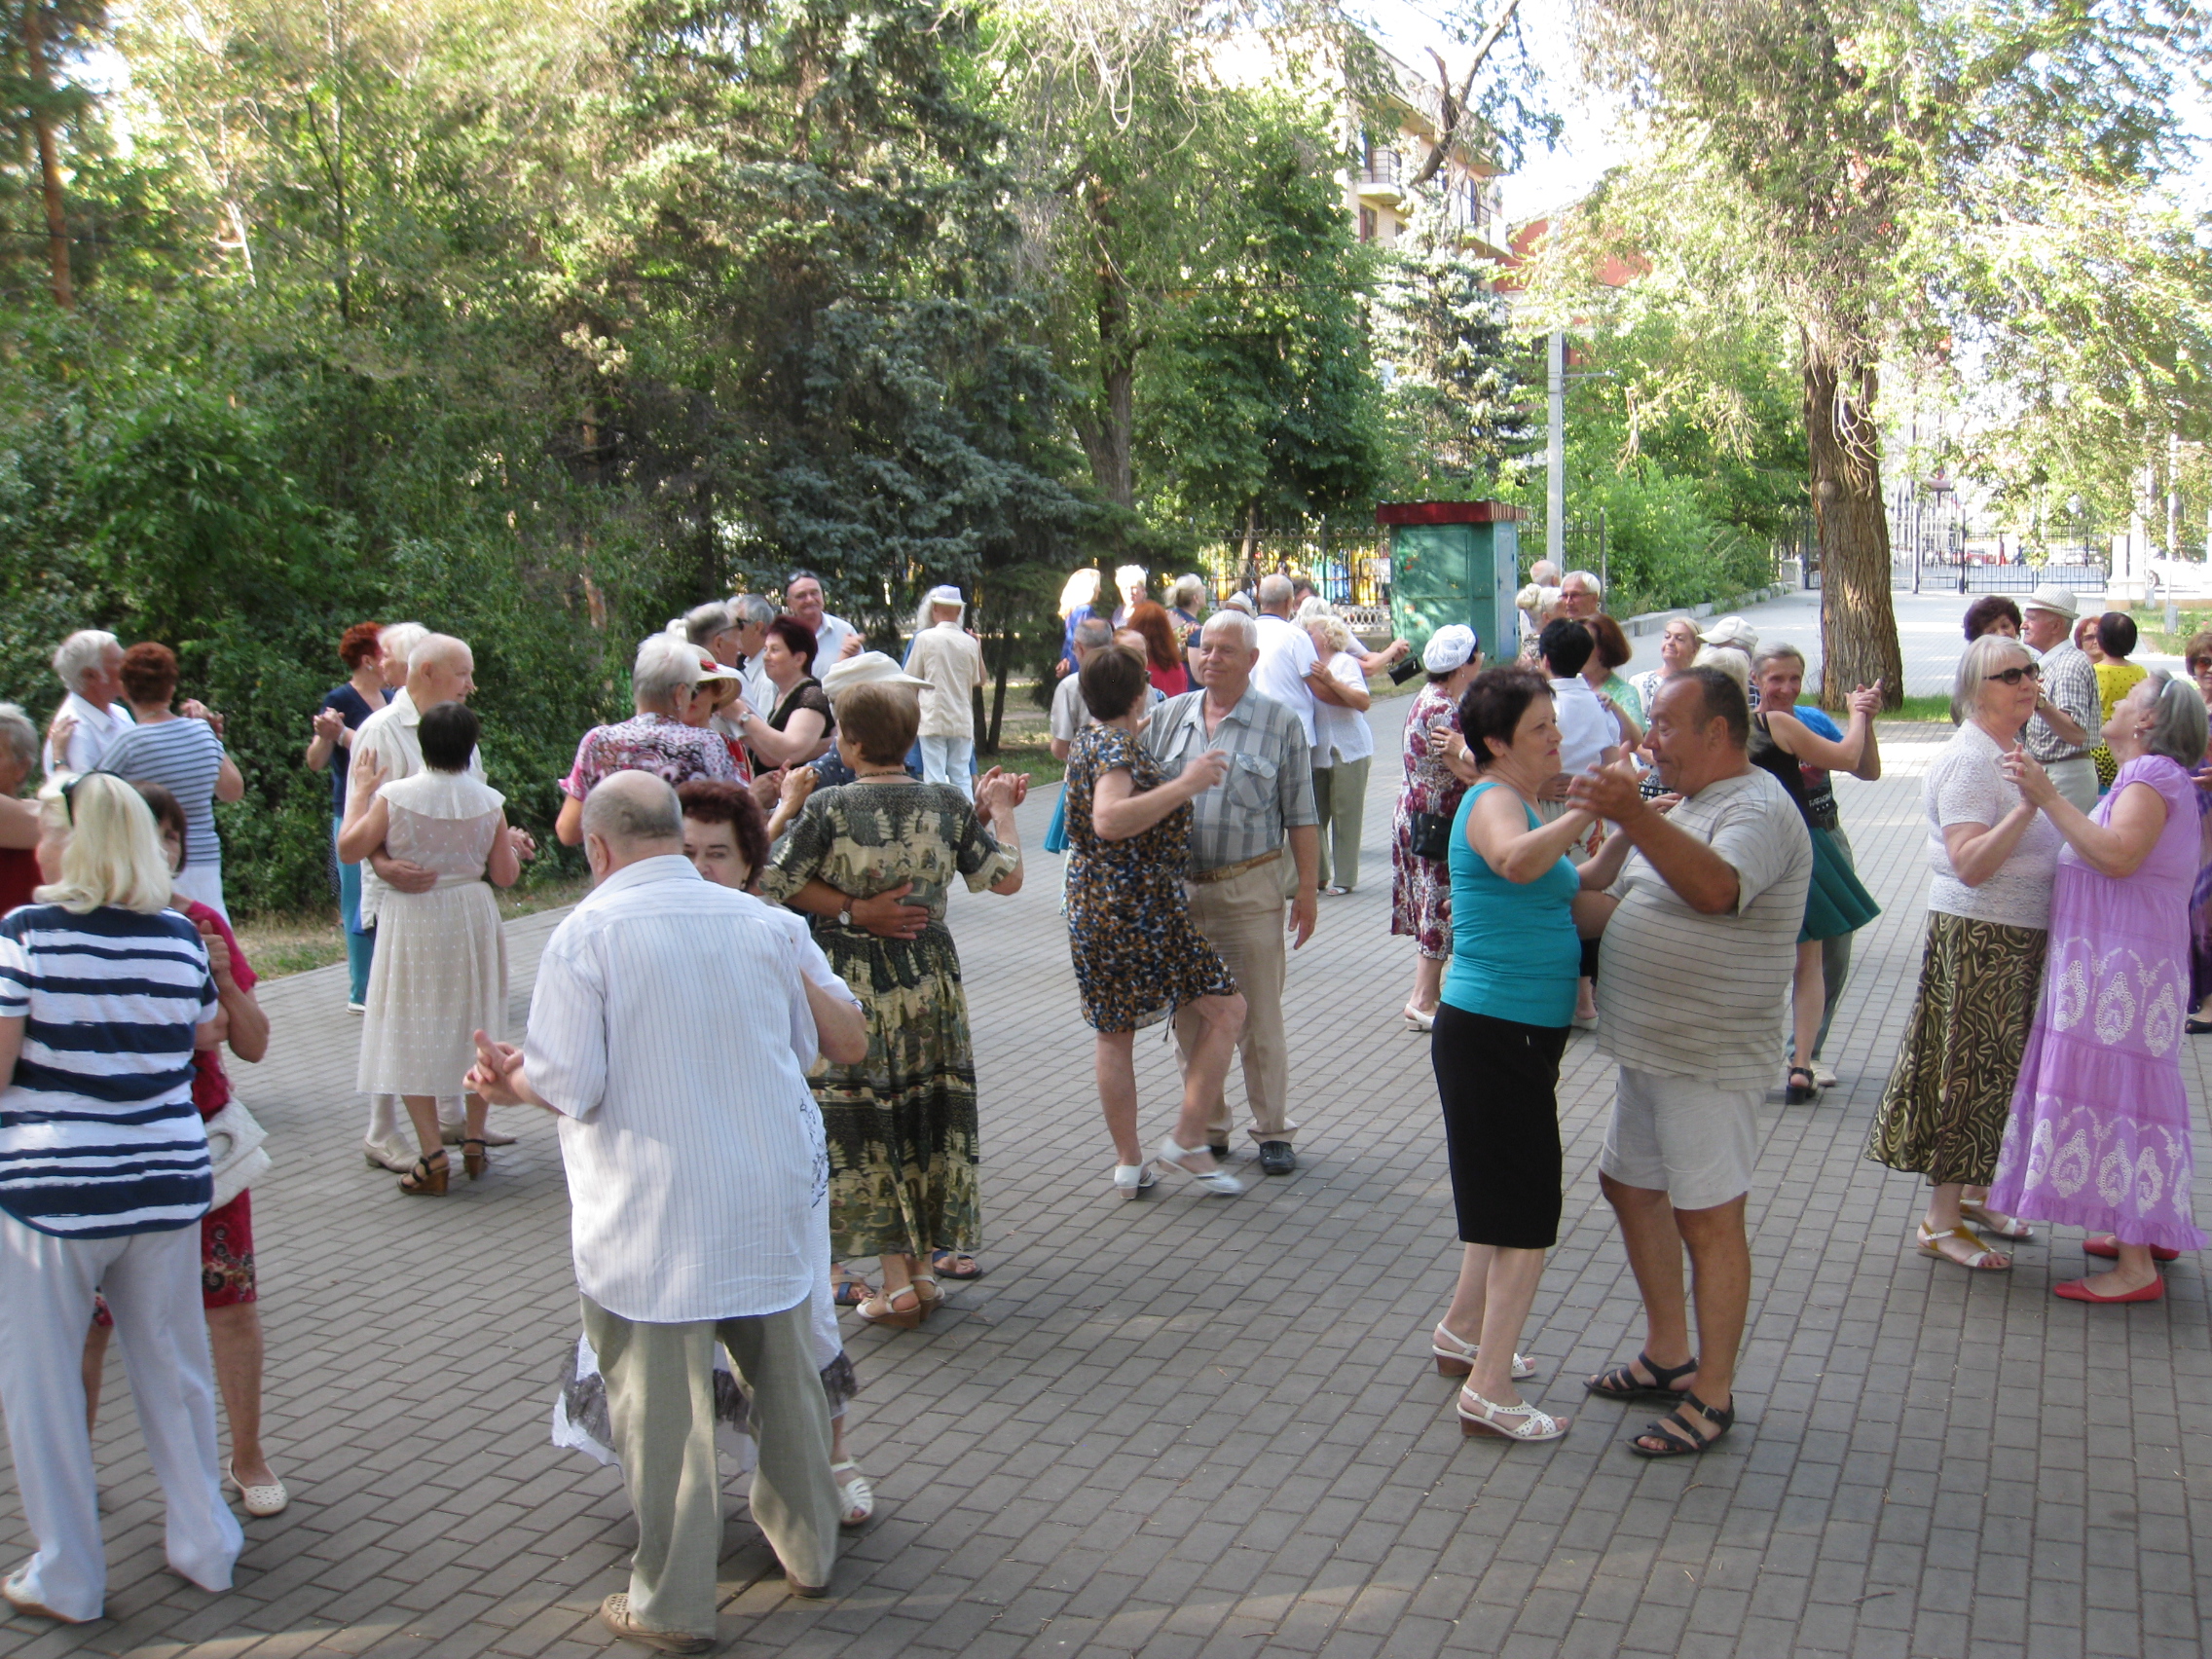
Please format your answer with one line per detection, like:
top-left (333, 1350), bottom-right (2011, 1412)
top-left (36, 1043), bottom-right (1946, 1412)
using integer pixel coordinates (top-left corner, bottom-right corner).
top-left (469, 773), bottom-right (866, 1652)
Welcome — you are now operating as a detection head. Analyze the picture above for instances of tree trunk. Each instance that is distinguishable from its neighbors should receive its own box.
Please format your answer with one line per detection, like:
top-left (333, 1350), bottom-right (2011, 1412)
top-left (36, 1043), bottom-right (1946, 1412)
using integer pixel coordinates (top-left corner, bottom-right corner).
top-left (22, 1), bottom-right (72, 309)
top-left (1070, 178), bottom-right (1135, 510)
top-left (1802, 330), bottom-right (1902, 710)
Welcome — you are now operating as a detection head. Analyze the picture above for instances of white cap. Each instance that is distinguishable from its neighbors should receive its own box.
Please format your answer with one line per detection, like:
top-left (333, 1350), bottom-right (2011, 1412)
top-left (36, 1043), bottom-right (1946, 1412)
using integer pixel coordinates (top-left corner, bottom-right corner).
top-left (1422, 624), bottom-right (1480, 674)
top-left (1698, 615), bottom-right (1757, 651)
top-left (925, 584), bottom-right (964, 608)
top-left (2022, 583), bottom-right (2078, 621)
top-left (821, 651), bottom-right (925, 697)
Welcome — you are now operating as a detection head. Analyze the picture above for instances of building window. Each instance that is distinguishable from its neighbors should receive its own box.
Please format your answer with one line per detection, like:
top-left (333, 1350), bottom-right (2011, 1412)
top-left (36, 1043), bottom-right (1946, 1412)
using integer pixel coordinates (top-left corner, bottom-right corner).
top-left (1358, 205), bottom-right (1377, 243)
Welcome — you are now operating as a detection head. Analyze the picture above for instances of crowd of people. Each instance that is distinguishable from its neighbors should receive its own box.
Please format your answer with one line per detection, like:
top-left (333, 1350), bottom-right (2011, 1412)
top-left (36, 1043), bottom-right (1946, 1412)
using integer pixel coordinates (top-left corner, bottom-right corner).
top-left (2, 560), bottom-right (2209, 1640)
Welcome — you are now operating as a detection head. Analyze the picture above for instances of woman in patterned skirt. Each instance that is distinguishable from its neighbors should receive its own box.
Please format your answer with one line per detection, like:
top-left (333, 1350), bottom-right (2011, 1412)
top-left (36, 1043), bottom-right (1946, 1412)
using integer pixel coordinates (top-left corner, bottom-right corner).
top-left (1061, 644), bottom-right (1246, 1199)
top-left (1390, 627), bottom-right (1485, 1031)
top-left (1866, 636), bottom-right (2061, 1271)
top-left (760, 682), bottom-right (1024, 1329)
top-left (1986, 673), bottom-right (2210, 1301)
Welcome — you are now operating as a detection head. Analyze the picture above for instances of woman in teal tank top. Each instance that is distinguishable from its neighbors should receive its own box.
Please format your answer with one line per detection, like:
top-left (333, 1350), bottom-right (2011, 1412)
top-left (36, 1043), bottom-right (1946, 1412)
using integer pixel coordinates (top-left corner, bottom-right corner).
top-left (1428, 667), bottom-right (1609, 1446)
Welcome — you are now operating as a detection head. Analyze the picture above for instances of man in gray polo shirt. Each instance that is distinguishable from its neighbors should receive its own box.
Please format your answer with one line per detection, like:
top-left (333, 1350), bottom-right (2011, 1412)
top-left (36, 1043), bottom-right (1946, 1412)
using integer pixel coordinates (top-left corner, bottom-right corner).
top-left (1567, 667), bottom-right (1811, 1458)
top-left (1146, 610), bottom-right (1320, 1176)
top-left (2018, 584), bottom-right (2099, 813)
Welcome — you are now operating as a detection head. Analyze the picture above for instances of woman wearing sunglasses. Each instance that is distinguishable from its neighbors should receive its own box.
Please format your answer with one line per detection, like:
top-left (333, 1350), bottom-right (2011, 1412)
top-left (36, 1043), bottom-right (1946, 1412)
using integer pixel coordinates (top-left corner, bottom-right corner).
top-left (1865, 635), bottom-right (2061, 1271)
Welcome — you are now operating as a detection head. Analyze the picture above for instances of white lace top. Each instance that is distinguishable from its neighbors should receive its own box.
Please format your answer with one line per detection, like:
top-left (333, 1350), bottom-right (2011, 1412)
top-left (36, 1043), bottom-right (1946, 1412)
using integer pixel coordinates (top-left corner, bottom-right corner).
top-left (378, 770), bottom-right (505, 888)
top-left (1923, 719), bottom-right (2060, 930)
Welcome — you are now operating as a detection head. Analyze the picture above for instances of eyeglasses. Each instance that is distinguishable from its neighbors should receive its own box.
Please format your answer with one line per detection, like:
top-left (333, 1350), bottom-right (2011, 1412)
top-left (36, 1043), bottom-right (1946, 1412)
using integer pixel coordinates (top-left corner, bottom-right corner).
top-left (58, 772), bottom-right (91, 823)
top-left (1984, 665), bottom-right (2042, 686)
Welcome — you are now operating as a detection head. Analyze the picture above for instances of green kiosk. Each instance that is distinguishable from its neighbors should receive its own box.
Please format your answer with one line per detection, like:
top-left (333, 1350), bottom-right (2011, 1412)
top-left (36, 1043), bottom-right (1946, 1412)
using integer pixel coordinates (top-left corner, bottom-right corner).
top-left (1376, 499), bottom-right (1528, 667)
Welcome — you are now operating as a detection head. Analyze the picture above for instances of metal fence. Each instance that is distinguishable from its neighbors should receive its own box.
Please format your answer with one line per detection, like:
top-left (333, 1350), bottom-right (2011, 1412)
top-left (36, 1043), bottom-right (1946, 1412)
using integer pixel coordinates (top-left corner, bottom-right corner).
top-left (1194, 527), bottom-right (1390, 608)
top-left (1886, 492), bottom-right (2111, 593)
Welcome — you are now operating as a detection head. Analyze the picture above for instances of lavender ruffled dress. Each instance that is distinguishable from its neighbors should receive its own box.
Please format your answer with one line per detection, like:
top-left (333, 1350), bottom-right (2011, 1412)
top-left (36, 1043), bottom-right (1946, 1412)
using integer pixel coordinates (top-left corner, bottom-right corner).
top-left (1986, 755), bottom-right (2205, 1252)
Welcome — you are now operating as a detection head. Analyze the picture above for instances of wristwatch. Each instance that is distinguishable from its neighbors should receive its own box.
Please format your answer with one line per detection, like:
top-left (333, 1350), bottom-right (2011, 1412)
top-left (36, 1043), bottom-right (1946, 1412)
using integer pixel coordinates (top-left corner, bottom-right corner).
top-left (837, 902), bottom-right (854, 929)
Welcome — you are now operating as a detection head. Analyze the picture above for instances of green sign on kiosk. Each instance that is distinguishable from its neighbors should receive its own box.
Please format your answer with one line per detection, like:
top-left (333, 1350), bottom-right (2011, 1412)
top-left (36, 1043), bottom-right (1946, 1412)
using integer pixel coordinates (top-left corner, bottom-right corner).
top-left (1376, 500), bottom-right (1529, 668)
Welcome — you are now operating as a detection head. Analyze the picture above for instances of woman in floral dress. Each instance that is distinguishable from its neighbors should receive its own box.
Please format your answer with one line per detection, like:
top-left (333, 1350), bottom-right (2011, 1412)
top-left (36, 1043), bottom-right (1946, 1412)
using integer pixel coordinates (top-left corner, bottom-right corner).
top-left (1987, 673), bottom-right (2210, 1302)
top-left (1390, 626), bottom-right (1485, 1031)
top-left (1062, 645), bottom-right (1246, 1199)
top-left (760, 681), bottom-right (1024, 1329)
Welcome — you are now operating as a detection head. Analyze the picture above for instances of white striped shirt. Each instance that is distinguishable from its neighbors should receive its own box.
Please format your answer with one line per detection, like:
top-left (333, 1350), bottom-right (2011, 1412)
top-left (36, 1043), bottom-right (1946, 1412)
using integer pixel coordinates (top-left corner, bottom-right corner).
top-left (0, 903), bottom-right (219, 1237)
top-left (97, 718), bottom-right (229, 873)
top-left (526, 855), bottom-right (833, 1323)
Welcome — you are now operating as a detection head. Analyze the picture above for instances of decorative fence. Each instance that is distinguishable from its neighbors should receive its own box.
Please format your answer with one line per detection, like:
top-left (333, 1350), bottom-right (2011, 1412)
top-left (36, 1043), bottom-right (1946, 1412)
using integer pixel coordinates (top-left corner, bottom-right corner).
top-left (1885, 492), bottom-right (2111, 594)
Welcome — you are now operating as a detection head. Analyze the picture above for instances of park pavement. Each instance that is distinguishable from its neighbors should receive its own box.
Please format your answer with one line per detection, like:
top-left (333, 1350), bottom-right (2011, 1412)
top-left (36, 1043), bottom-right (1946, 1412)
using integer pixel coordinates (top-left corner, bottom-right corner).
top-left (5, 677), bottom-right (2210, 1659)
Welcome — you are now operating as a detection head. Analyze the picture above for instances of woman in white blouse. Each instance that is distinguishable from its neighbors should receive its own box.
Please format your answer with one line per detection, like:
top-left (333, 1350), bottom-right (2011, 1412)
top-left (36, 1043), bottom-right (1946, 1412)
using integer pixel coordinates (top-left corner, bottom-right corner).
top-left (1303, 610), bottom-right (1374, 895)
top-left (1864, 634), bottom-right (2061, 1270)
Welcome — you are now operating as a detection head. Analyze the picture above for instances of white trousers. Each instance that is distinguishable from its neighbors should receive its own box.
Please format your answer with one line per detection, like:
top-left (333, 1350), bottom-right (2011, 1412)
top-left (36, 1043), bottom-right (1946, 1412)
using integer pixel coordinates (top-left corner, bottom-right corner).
top-left (0, 1212), bottom-right (241, 1620)
top-left (169, 860), bottom-right (227, 920)
top-left (919, 734), bottom-right (974, 798)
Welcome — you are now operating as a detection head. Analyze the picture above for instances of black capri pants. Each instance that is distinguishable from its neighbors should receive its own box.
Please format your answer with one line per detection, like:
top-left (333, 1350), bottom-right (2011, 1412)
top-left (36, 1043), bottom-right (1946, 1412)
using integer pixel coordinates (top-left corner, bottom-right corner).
top-left (1430, 1003), bottom-right (1571, 1249)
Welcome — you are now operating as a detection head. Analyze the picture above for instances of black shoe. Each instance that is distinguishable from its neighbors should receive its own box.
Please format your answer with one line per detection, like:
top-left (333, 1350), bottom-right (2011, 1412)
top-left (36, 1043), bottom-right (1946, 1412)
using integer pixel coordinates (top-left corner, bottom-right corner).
top-left (1258, 1141), bottom-right (1297, 1176)
top-left (1207, 1144), bottom-right (1231, 1161)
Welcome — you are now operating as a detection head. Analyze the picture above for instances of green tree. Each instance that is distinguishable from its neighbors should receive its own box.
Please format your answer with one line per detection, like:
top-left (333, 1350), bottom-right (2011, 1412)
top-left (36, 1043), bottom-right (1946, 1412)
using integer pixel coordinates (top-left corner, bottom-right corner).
top-left (1565, 0), bottom-right (2210, 703)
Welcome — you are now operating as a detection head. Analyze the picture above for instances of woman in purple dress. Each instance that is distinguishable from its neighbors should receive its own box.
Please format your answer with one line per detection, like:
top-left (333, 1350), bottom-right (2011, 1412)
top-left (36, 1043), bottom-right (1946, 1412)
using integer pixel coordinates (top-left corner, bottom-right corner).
top-left (1988, 672), bottom-right (2211, 1302)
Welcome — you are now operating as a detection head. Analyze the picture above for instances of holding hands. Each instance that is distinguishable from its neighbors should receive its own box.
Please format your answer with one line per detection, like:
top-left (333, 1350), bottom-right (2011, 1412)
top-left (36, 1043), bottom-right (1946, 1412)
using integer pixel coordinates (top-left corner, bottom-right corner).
top-left (1565, 755), bottom-right (1649, 826)
top-left (1998, 742), bottom-right (2058, 808)
top-left (1847, 682), bottom-right (1882, 719)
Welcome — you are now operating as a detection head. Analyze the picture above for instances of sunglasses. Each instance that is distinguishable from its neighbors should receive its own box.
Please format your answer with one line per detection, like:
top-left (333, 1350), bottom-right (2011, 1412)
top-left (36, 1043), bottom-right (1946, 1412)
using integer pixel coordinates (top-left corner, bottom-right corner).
top-left (1984, 665), bottom-right (2042, 686)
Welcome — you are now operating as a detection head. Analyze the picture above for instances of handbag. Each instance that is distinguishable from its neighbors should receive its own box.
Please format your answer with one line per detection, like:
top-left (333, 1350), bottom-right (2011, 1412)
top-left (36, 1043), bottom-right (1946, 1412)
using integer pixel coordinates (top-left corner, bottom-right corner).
top-left (1408, 809), bottom-right (1454, 863)
top-left (203, 1097), bottom-right (272, 1210)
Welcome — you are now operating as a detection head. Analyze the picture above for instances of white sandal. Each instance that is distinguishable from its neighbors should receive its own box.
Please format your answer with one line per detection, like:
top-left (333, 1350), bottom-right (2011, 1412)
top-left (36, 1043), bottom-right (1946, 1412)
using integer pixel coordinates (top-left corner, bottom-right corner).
top-left (1155, 1135), bottom-right (1242, 1196)
top-left (1113, 1163), bottom-right (1157, 1200)
top-left (1428, 1323), bottom-right (1536, 1382)
top-left (1456, 1387), bottom-right (1568, 1442)
top-left (1402, 1004), bottom-right (1436, 1033)
top-left (831, 1459), bottom-right (873, 1528)
top-left (227, 1458), bottom-right (290, 1517)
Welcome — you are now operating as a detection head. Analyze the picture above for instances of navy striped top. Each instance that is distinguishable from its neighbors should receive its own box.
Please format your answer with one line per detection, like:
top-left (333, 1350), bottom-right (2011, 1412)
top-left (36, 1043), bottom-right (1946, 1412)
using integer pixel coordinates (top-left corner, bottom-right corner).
top-left (0, 903), bottom-right (220, 1237)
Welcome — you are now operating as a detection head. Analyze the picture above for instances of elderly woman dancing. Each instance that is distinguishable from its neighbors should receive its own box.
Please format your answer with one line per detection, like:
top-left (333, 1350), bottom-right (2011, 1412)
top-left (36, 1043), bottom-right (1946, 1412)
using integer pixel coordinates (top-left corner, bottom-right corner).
top-left (1061, 645), bottom-right (1246, 1198)
top-left (1390, 626), bottom-right (1484, 1031)
top-left (1984, 672), bottom-right (2211, 1301)
top-left (1864, 636), bottom-right (2062, 1270)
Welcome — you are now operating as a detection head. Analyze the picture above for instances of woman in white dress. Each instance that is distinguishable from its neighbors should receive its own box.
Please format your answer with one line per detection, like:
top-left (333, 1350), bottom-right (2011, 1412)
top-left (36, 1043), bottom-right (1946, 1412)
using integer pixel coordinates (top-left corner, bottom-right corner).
top-left (339, 702), bottom-right (522, 1195)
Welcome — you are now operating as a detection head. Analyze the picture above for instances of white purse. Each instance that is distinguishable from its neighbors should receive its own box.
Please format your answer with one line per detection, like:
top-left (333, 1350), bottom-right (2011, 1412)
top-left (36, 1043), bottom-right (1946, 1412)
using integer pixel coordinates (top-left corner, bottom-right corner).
top-left (203, 1097), bottom-right (272, 1210)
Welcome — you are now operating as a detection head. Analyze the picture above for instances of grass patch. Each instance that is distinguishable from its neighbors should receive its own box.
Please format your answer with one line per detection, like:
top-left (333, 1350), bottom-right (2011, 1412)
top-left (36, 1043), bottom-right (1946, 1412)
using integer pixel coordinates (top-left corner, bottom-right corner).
top-left (985, 732), bottom-right (1068, 788)
top-left (1890, 694), bottom-right (1954, 723)
top-left (232, 871), bottom-right (592, 982)
top-left (2145, 608), bottom-right (2212, 654)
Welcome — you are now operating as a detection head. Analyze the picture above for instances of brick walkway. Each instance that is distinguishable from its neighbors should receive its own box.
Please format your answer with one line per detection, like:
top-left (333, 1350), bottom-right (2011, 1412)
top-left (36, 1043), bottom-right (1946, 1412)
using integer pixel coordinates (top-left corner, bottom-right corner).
top-left (5, 636), bottom-right (2208, 1659)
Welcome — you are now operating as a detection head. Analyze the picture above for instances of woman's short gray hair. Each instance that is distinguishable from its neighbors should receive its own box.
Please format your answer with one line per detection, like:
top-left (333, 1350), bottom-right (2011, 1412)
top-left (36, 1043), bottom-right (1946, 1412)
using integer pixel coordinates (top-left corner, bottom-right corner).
top-left (50, 630), bottom-right (117, 691)
top-left (1307, 610), bottom-right (1355, 653)
top-left (1170, 574), bottom-right (1207, 611)
top-left (633, 633), bottom-right (701, 706)
top-left (0, 704), bottom-right (37, 774)
top-left (1954, 634), bottom-right (2033, 720)
top-left (1691, 645), bottom-right (1751, 693)
top-left (2139, 670), bottom-right (2210, 769)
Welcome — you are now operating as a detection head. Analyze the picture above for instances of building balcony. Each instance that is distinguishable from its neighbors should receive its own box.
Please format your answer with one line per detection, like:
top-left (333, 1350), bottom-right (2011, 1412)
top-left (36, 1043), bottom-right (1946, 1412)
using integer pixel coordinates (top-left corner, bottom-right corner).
top-left (1356, 149), bottom-right (1405, 201)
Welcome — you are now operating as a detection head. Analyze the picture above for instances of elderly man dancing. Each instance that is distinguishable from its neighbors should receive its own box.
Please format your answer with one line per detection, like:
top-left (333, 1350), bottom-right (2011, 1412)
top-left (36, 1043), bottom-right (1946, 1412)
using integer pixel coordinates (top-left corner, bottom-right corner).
top-left (1568, 668), bottom-right (1811, 1458)
top-left (469, 773), bottom-right (866, 1652)
top-left (1144, 609), bottom-right (1320, 1175)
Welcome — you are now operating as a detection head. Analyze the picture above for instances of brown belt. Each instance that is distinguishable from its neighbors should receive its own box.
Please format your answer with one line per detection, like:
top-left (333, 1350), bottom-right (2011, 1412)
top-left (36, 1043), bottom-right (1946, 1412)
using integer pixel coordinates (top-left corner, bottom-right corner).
top-left (1188, 848), bottom-right (1283, 884)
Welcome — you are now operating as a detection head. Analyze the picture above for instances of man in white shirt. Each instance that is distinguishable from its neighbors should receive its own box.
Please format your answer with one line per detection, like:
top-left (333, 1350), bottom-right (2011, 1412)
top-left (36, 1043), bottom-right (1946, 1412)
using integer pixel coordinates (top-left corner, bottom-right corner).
top-left (345, 634), bottom-right (492, 1168)
top-left (1250, 573), bottom-right (1318, 747)
top-left (905, 585), bottom-right (984, 796)
top-left (785, 571), bottom-right (862, 666)
top-left (469, 773), bottom-right (866, 1652)
top-left (1049, 618), bottom-right (1113, 761)
top-left (41, 631), bottom-right (133, 776)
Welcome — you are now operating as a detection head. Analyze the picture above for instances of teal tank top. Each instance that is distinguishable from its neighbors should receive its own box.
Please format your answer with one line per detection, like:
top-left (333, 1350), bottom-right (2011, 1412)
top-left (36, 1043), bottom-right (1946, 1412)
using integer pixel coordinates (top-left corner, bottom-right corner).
top-left (1439, 781), bottom-right (1583, 1028)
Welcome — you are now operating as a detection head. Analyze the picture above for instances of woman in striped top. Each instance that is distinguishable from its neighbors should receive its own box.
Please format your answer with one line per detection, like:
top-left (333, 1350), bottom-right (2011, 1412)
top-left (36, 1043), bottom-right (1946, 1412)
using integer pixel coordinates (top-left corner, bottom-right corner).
top-left (0, 771), bottom-right (240, 1624)
top-left (94, 643), bottom-right (243, 918)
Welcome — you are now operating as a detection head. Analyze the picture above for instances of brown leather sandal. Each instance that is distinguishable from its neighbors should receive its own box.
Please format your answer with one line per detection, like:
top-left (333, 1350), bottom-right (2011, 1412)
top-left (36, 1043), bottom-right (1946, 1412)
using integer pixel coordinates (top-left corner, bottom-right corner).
top-left (399, 1149), bottom-right (449, 1197)
top-left (462, 1139), bottom-right (489, 1181)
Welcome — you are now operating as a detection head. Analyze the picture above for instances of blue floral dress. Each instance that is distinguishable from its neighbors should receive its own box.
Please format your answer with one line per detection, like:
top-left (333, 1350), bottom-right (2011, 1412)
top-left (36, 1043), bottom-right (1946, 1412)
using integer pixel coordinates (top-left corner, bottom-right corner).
top-left (1062, 725), bottom-right (1237, 1032)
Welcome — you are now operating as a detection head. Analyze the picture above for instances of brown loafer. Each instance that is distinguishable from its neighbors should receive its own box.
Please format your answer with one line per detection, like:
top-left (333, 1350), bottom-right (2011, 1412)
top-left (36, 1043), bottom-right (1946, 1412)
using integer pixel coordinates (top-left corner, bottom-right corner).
top-left (598, 1594), bottom-right (711, 1653)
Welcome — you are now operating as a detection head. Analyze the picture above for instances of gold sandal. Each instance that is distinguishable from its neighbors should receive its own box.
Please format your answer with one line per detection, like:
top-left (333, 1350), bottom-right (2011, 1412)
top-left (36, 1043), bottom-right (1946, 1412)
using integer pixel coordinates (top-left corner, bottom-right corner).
top-left (1916, 1222), bottom-right (2008, 1271)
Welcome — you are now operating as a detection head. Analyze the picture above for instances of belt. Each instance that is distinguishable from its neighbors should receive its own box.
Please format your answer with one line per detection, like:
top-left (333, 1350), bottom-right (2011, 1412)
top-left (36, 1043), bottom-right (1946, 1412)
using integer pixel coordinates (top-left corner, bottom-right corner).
top-left (1189, 848), bottom-right (1283, 884)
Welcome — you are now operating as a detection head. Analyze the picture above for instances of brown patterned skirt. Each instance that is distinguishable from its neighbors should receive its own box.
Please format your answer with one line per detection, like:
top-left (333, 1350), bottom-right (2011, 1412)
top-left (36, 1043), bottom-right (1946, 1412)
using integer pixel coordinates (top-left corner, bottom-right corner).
top-left (1865, 911), bottom-right (2047, 1187)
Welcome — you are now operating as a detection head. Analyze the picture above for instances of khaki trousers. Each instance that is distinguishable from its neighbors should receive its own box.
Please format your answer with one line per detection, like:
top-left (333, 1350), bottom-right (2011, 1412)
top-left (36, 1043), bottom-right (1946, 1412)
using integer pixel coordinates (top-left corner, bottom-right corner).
top-left (1178, 854), bottom-right (1299, 1146)
top-left (1311, 755), bottom-right (1371, 891)
top-left (580, 1294), bottom-right (838, 1638)
top-left (2044, 755), bottom-right (2099, 815)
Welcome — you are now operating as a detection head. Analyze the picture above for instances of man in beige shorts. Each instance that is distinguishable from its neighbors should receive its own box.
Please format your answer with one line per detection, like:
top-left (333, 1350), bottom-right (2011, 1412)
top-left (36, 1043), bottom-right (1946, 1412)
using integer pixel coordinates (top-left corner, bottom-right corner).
top-left (1567, 668), bottom-right (1811, 1459)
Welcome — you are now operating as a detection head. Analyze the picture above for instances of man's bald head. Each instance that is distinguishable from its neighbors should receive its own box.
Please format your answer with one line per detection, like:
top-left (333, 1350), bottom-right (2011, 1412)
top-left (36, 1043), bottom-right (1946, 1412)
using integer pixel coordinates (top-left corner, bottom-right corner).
top-left (1256, 573), bottom-right (1294, 616)
top-left (580, 771), bottom-right (682, 880)
top-left (408, 634), bottom-right (476, 708)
